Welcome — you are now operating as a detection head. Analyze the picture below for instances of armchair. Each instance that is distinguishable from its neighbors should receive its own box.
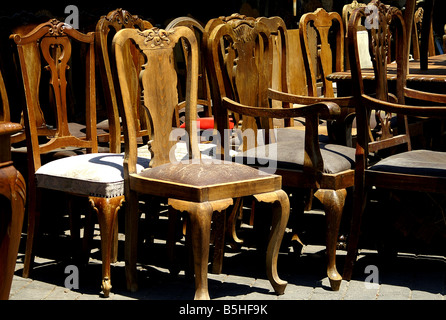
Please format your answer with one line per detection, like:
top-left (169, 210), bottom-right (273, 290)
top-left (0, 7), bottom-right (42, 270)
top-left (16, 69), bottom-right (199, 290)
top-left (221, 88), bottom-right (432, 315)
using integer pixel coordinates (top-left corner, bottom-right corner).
top-left (343, 0), bottom-right (446, 280)
top-left (205, 15), bottom-right (356, 291)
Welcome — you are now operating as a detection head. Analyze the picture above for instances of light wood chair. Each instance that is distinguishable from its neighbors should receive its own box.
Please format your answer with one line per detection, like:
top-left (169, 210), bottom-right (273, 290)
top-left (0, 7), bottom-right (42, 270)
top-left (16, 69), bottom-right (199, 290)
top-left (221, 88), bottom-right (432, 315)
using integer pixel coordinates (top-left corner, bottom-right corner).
top-left (205, 15), bottom-right (356, 291)
top-left (299, 7), bottom-right (356, 147)
top-left (113, 25), bottom-right (290, 300)
top-left (11, 18), bottom-right (151, 297)
top-left (344, 0), bottom-right (446, 281)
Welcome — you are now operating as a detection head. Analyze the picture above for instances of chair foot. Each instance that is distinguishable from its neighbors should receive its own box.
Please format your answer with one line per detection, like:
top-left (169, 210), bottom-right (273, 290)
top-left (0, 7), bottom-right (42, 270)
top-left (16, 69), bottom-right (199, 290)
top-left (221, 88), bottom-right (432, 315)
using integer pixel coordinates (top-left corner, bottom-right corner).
top-left (102, 277), bottom-right (112, 298)
top-left (328, 273), bottom-right (342, 291)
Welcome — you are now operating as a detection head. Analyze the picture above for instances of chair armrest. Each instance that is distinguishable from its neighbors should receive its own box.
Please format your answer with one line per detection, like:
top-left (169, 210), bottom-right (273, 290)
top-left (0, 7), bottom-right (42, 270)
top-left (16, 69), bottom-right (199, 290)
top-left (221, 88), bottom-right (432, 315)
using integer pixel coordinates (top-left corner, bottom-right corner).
top-left (222, 96), bottom-right (341, 120)
top-left (0, 121), bottom-right (23, 163)
top-left (268, 88), bottom-right (355, 108)
top-left (404, 87), bottom-right (446, 104)
top-left (363, 94), bottom-right (446, 118)
top-left (0, 121), bottom-right (23, 137)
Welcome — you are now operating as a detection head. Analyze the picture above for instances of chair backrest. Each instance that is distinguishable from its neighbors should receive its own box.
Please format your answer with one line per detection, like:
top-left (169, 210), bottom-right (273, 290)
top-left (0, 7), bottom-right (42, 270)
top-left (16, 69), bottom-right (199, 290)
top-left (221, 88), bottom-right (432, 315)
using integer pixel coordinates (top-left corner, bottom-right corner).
top-left (256, 16), bottom-right (294, 128)
top-left (11, 19), bottom-right (97, 173)
top-left (411, 4), bottom-right (435, 60)
top-left (166, 17), bottom-right (212, 127)
top-left (95, 8), bottom-right (153, 153)
top-left (299, 8), bottom-right (344, 98)
top-left (342, 0), bottom-right (368, 70)
top-left (205, 16), bottom-right (275, 153)
top-left (348, 0), bottom-right (411, 158)
top-left (114, 26), bottom-right (199, 172)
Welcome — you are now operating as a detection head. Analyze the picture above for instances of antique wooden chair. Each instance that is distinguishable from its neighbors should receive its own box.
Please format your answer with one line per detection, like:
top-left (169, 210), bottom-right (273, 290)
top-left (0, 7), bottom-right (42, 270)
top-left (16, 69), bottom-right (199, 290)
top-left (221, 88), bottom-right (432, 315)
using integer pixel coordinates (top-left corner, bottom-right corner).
top-left (0, 66), bottom-right (26, 300)
top-left (299, 7), bottom-right (356, 147)
top-left (95, 8), bottom-right (153, 153)
top-left (165, 16), bottom-right (216, 130)
top-left (11, 19), bottom-right (151, 297)
top-left (343, 0), bottom-right (446, 281)
top-left (113, 26), bottom-right (290, 300)
top-left (205, 15), bottom-right (356, 291)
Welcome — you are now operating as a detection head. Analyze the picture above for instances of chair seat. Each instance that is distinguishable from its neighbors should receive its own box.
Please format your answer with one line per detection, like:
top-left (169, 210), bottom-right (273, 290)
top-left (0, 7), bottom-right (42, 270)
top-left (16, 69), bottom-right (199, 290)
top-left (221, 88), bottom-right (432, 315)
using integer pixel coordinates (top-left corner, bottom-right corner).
top-left (235, 139), bottom-right (356, 174)
top-left (36, 153), bottom-right (150, 198)
top-left (369, 149), bottom-right (446, 177)
top-left (133, 160), bottom-right (282, 202)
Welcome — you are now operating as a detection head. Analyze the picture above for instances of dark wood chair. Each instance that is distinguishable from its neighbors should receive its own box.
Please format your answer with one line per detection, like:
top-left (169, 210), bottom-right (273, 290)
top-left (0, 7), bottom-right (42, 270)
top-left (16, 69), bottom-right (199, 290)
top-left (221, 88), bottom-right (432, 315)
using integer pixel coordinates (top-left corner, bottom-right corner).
top-left (343, 0), bottom-right (446, 281)
top-left (205, 15), bottom-right (356, 291)
top-left (113, 26), bottom-right (290, 300)
top-left (11, 18), bottom-right (150, 297)
top-left (0, 66), bottom-right (26, 300)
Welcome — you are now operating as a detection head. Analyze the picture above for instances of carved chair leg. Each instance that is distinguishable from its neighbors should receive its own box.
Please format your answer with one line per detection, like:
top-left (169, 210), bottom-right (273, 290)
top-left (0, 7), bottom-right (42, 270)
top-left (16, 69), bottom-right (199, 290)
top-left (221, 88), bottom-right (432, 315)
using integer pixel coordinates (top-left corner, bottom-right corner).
top-left (0, 165), bottom-right (26, 300)
top-left (90, 195), bottom-right (125, 298)
top-left (314, 188), bottom-right (347, 291)
top-left (255, 189), bottom-right (290, 295)
top-left (169, 198), bottom-right (233, 300)
top-left (187, 202), bottom-right (213, 300)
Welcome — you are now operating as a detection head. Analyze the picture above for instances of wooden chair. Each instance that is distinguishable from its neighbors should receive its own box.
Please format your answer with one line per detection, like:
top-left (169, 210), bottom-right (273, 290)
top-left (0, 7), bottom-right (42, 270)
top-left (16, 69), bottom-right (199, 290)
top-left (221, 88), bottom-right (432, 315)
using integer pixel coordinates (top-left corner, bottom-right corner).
top-left (343, 0), bottom-right (446, 281)
top-left (300, 7), bottom-right (356, 147)
top-left (11, 18), bottom-right (150, 297)
top-left (113, 26), bottom-right (290, 300)
top-left (0, 66), bottom-right (26, 300)
top-left (165, 16), bottom-right (215, 130)
top-left (95, 8), bottom-right (153, 153)
top-left (205, 15), bottom-right (356, 291)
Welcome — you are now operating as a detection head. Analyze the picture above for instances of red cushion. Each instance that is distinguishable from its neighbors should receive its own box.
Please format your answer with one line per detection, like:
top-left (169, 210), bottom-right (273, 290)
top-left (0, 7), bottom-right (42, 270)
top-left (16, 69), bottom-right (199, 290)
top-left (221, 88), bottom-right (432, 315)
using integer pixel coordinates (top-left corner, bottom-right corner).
top-left (180, 117), bottom-right (234, 129)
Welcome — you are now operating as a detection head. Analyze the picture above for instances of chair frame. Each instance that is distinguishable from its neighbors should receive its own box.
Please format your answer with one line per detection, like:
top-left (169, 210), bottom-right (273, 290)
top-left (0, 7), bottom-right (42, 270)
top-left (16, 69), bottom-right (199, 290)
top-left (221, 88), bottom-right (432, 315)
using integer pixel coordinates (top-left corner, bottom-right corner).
top-left (205, 15), bottom-right (355, 290)
top-left (343, 0), bottom-right (446, 280)
top-left (12, 18), bottom-right (125, 297)
top-left (114, 25), bottom-right (290, 300)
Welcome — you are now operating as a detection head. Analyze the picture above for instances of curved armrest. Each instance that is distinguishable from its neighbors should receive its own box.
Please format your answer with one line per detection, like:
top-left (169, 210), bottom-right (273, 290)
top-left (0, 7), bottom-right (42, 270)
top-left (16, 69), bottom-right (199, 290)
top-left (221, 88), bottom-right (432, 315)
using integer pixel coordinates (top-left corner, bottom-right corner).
top-left (268, 88), bottom-right (355, 108)
top-left (0, 122), bottom-right (23, 136)
top-left (0, 121), bottom-right (23, 163)
top-left (363, 94), bottom-right (446, 118)
top-left (404, 87), bottom-right (446, 105)
top-left (222, 97), bottom-right (341, 120)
